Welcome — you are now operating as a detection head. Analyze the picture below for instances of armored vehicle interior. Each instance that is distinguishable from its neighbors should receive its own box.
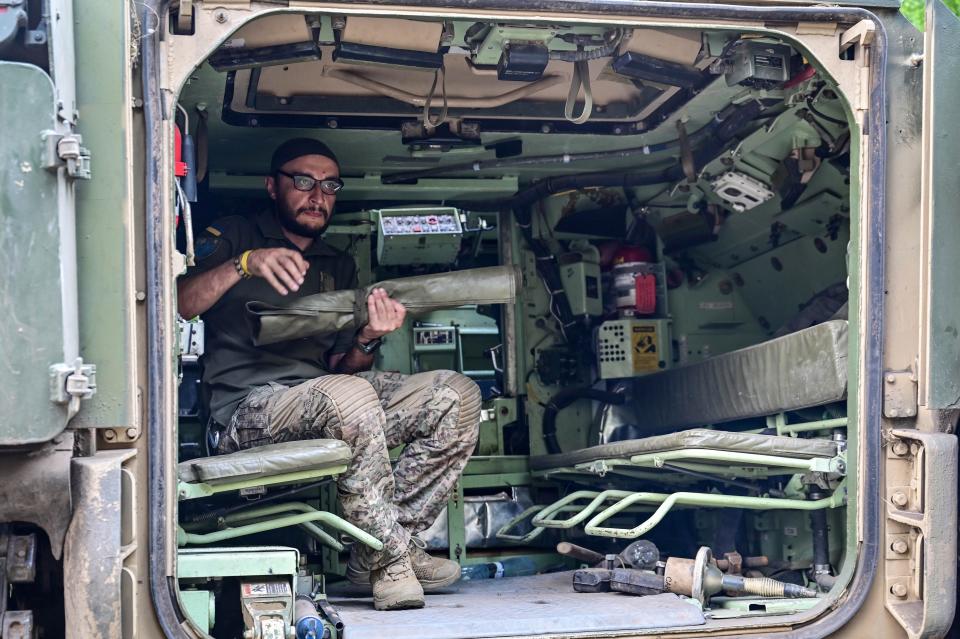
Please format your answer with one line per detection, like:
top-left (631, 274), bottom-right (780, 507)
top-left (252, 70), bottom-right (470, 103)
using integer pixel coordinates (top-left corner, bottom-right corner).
top-left (172, 10), bottom-right (859, 639)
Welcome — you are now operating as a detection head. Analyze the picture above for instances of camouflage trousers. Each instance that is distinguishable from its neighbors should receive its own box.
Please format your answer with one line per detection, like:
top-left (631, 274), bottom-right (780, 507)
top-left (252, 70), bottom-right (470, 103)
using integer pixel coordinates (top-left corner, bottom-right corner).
top-left (218, 370), bottom-right (482, 568)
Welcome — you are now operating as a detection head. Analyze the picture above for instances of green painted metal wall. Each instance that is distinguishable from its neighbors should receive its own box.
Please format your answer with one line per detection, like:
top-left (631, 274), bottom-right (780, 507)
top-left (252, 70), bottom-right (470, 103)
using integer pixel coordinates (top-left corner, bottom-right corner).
top-left (71, 0), bottom-right (139, 431)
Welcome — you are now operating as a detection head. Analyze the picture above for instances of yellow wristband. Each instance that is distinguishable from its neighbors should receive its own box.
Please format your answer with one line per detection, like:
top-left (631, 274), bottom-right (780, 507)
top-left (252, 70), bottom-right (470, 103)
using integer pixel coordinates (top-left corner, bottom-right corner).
top-left (239, 250), bottom-right (253, 277)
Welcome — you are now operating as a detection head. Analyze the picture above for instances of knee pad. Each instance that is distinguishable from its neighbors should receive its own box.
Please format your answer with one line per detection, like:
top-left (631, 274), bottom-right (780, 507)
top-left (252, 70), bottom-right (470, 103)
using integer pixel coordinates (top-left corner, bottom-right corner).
top-left (306, 375), bottom-right (380, 425)
top-left (440, 373), bottom-right (482, 439)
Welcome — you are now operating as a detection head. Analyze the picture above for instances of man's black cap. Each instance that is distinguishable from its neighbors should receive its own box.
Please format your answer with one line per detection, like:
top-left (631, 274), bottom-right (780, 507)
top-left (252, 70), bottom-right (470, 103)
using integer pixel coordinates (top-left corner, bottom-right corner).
top-left (270, 138), bottom-right (339, 174)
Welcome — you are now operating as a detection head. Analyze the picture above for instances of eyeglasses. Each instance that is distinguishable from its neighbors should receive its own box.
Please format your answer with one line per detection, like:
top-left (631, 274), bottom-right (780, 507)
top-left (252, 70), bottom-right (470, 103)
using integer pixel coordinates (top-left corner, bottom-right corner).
top-left (277, 170), bottom-right (344, 195)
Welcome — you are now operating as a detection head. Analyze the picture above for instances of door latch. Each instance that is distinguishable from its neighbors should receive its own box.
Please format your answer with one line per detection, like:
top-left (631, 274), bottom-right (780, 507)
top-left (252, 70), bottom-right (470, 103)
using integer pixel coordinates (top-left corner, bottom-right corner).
top-left (49, 357), bottom-right (97, 421)
top-left (41, 131), bottom-right (91, 180)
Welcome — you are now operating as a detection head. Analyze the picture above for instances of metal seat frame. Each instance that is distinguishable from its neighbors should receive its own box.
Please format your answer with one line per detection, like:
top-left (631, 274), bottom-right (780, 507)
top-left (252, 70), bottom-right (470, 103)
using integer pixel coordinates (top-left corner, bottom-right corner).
top-left (176, 462), bottom-right (383, 552)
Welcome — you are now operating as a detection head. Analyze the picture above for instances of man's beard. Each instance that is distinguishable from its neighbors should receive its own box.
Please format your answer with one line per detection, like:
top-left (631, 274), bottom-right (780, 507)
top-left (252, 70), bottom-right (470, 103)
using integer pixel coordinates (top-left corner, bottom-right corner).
top-left (276, 200), bottom-right (330, 238)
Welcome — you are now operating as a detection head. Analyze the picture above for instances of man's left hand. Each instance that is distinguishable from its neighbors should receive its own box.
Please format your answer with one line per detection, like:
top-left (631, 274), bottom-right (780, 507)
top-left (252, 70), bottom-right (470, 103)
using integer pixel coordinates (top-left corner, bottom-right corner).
top-left (359, 288), bottom-right (406, 342)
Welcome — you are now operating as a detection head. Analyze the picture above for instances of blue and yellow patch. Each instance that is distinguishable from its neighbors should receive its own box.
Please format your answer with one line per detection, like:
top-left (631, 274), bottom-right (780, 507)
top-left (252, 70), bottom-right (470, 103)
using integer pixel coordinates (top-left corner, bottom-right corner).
top-left (194, 235), bottom-right (221, 261)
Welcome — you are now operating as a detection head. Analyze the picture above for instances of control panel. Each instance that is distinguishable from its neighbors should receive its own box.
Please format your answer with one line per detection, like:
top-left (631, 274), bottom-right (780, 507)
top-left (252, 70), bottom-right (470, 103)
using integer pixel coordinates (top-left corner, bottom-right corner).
top-left (375, 206), bottom-right (464, 265)
top-left (381, 211), bottom-right (461, 235)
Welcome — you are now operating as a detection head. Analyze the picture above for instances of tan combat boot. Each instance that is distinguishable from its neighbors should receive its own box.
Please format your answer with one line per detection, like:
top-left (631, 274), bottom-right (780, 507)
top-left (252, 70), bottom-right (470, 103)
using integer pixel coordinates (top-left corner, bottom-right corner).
top-left (371, 554), bottom-right (424, 611)
top-left (348, 538), bottom-right (461, 591)
top-left (407, 537), bottom-right (461, 590)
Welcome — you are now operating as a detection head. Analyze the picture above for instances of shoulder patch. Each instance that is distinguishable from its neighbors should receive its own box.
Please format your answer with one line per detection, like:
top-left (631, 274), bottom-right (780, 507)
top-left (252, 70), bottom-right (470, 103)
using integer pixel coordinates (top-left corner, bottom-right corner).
top-left (194, 235), bottom-right (223, 261)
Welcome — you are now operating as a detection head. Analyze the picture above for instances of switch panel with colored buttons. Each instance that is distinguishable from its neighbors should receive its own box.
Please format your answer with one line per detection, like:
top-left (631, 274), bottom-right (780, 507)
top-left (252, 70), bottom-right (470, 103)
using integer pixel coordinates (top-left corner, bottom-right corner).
top-left (375, 206), bottom-right (464, 265)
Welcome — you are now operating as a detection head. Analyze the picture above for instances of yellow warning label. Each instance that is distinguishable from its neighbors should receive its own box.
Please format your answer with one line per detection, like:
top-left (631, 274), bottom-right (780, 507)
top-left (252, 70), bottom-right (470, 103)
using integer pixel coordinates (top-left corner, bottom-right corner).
top-left (631, 324), bottom-right (659, 373)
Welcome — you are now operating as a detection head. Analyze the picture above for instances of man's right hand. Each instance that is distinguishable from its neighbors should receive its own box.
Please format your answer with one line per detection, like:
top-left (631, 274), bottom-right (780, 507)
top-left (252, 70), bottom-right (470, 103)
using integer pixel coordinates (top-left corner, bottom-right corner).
top-left (246, 248), bottom-right (309, 295)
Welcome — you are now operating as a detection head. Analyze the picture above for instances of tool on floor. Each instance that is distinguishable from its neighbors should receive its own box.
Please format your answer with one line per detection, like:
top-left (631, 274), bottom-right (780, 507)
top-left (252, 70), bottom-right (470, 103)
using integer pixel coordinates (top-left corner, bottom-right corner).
top-left (572, 544), bottom-right (817, 609)
top-left (664, 547), bottom-right (818, 607)
top-left (569, 539), bottom-right (664, 592)
top-left (558, 539), bottom-right (661, 569)
top-left (557, 541), bottom-right (605, 565)
top-left (714, 551), bottom-right (769, 574)
top-left (620, 539), bottom-right (660, 570)
top-left (609, 568), bottom-right (666, 596)
top-left (572, 567), bottom-right (616, 593)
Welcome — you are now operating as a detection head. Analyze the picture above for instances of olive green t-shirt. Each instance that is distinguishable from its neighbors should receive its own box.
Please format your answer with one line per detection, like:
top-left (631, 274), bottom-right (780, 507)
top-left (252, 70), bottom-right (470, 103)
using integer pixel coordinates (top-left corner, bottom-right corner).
top-left (188, 210), bottom-right (357, 425)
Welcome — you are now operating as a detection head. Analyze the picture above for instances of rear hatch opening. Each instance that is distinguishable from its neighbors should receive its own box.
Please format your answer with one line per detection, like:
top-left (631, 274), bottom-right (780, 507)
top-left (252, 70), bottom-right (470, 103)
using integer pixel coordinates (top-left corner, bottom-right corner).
top-left (160, 6), bottom-right (879, 638)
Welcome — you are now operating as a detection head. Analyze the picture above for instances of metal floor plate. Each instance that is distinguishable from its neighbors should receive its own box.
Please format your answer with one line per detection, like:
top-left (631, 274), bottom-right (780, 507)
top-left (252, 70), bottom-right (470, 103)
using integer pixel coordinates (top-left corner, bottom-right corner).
top-left (327, 571), bottom-right (705, 639)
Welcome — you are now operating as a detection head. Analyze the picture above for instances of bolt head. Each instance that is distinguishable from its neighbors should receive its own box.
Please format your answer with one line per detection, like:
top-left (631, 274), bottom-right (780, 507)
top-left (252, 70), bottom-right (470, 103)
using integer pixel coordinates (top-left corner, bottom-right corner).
top-left (214, 10), bottom-right (228, 23)
top-left (891, 540), bottom-right (909, 554)
top-left (126, 428), bottom-right (137, 439)
top-left (891, 491), bottom-right (908, 507)
top-left (890, 583), bottom-right (908, 597)
top-left (103, 429), bottom-right (116, 441)
top-left (892, 441), bottom-right (909, 456)
top-left (886, 374), bottom-right (896, 383)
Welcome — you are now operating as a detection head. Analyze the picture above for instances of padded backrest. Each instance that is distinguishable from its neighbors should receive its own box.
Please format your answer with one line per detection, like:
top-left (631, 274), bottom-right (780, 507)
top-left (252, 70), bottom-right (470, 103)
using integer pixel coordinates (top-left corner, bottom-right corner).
top-left (629, 320), bottom-right (848, 433)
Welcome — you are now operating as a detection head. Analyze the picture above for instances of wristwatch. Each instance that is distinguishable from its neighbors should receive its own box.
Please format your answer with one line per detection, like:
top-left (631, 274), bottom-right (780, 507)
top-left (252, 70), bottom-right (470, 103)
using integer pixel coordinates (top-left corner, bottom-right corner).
top-left (355, 336), bottom-right (383, 354)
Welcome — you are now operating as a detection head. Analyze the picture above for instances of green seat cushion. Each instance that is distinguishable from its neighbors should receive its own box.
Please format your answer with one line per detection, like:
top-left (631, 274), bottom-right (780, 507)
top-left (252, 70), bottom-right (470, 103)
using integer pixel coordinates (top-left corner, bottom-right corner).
top-left (178, 439), bottom-right (351, 485)
top-left (529, 428), bottom-right (841, 471)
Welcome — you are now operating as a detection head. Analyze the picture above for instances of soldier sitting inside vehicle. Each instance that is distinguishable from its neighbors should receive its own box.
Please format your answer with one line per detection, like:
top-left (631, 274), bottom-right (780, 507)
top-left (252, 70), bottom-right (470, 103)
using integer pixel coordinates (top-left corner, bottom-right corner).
top-left (177, 138), bottom-right (481, 611)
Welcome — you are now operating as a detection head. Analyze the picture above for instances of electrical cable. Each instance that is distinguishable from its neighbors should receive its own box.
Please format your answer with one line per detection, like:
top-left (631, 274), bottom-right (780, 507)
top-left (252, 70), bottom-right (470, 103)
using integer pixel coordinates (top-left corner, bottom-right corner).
top-left (542, 387), bottom-right (627, 454)
top-left (802, 110), bottom-right (838, 148)
top-left (424, 64), bottom-right (449, 127)
top-left (805, 98), bottom-right (847, 126)
top-left (175, 178), bottom-right (195, 266)
top-left (513, 207), bottom-right (586, 349)
top-left (550, 29), bottom-right (624, 62)
top-left (537, 271), bottom-right (570, 342)
top-left (176, 103), bottom-right (189, 136)
top-left (563, 58), bottom-right (594, 124)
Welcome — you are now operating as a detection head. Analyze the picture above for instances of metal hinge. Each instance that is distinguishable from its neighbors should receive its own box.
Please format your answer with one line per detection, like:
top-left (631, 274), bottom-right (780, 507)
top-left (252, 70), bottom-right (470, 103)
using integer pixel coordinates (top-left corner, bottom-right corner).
top-left (49, 358), bottom-right (97, 421)
top-left (883, 369), bottom-right (918, 419)
top-left (838, 20), bottom-right (874, 122)
top-left (41, 131), bottom-right (91, 180)
top-left (839, 20), bottom-right (876, 61)
top-left (885, 429), bottom-right (958, 638)
top-left (172, 0), bottom-right (195, 35)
